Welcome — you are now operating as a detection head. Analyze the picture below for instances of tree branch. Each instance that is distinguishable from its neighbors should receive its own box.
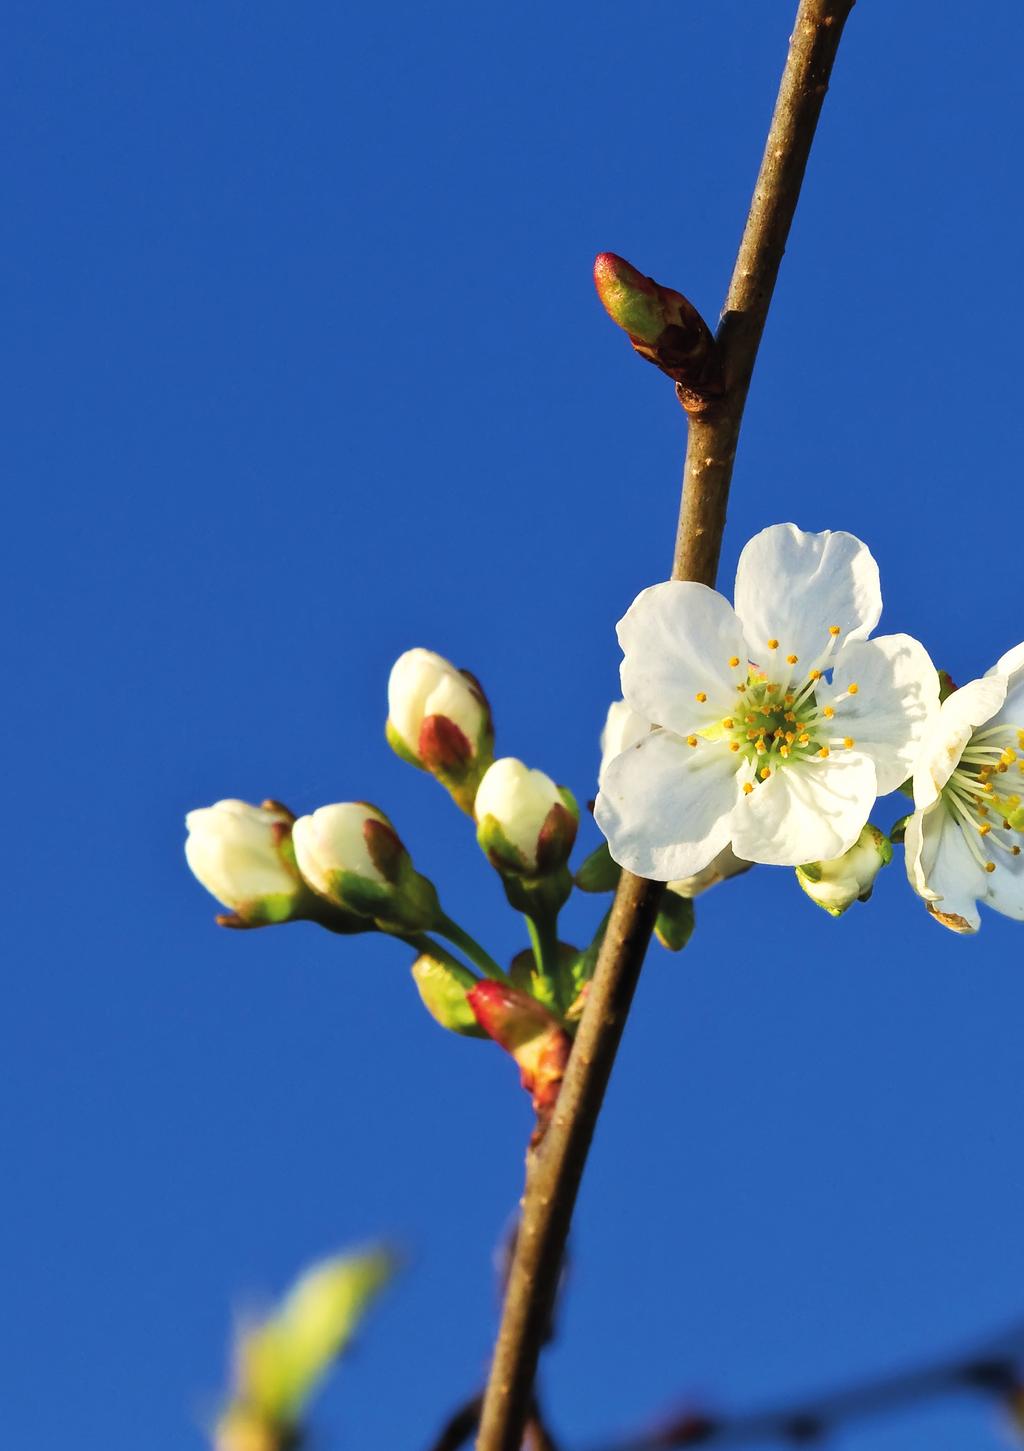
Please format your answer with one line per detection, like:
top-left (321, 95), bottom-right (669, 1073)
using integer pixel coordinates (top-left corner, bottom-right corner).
top-left (585, 1317), bottom-right (1024, 1449)
top-left (474, 5), bottom-right (857, 1448)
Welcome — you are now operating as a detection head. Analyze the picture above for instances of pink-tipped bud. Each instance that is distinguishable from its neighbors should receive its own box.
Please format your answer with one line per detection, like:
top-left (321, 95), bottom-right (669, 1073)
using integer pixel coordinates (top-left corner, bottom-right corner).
top-left (593, 252), bottom-right (722, 409)
top-left (468, 981), bottom-right (571, 1137)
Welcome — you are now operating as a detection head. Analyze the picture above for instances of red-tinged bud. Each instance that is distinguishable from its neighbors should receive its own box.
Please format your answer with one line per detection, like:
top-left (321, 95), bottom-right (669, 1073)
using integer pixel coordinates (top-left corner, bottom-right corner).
top-left (593, 252), bottom-right (723, 412)
top-left (468, 981), bottom-right (572, 1140)
top-left (418, 713), bottom-right (473, 774)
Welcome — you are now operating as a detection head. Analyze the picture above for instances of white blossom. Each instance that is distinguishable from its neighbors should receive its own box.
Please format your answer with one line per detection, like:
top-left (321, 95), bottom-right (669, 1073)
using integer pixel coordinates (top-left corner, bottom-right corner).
top-left (596, 524), bottom-right (938, 880)
top-left (905, 642), bottom-right (1024, 932)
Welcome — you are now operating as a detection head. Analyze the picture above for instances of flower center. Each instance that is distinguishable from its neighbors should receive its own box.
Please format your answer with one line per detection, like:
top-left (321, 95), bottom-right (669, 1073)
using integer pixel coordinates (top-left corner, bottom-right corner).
top-left (688, 626), bottom-right (860, 787)
top-left (942, 723), bottom-right (1024, 874)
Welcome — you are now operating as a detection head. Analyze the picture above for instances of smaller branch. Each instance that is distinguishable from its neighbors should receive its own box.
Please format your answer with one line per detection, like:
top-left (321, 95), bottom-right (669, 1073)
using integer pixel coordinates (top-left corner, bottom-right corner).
top-left (426, 1395), bottom-right (483, 1451)
top-left (586, 1319), bottom-right (1024, 1451)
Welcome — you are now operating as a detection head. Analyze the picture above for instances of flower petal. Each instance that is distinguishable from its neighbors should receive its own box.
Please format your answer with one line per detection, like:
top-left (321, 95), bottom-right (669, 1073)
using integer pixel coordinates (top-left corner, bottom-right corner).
top-left (986, 639), bottom-right (1024, 731)
top-left (985, 845), bottom-right (1024, 922)
top-left (911, 675), bottom-right (1007, 808)
top-left (730, 752), bottom-right (877, 867)
top-left (595, 729), bottom-right (745, 880)
top-left (904, 804), bottom-right (983, 933)
top-left (618, 582), bottom-right (747, 736)
top-left (733, 523), bottom-right (882, 666)
top-left (821, 634), bottom-right (939, 795)
top-left (599, 700), bottom-right (649, 787)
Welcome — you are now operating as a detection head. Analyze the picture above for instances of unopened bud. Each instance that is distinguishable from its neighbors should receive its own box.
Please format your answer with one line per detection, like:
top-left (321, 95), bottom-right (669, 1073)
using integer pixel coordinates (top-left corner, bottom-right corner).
top-left (387, 648), bottom-right (494, 812)
top-left (185, 798), bottom-right (362, 932)
top-left (292, 803), bottom-right (439, 932)
top-left (796, 824), bottom-right (892, 917)
top-left (593, 253), bottom-right (723, 409)
top-left (475, 758), bottom-right (578, 877)
top-left (468, 980), bottom-right (571, 1135)
top-left (411, 952), bottom-right (486, 1036)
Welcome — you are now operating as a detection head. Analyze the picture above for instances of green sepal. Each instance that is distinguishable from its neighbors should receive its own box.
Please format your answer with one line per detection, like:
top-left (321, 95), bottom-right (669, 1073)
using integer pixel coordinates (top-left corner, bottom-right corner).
top-left (499, 865), bottom-right (573, 920)
top-left (889, 814), bottom-right (909, 845)
top-left (509, 941), bottom-right (579, 1018)
top-left (411, 954), bottom-right (486, 1036)
top-left (326, 865), bottom-right (440, 933)
top-left (654, 893), bottom-right (696, 952)
top-left (385, 716), bottom-right (425, 770)
top-left (574, 841), bottom-right (622, 893)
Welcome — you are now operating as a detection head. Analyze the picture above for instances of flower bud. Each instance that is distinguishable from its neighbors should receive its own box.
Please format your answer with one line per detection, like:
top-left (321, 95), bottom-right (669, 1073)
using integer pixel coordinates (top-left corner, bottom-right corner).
top-left (411, 951), bottom-right (486, 1037)
top-left (593, 252), bottom-right (723, 408)
top-left (796, 824), bottom-right (893, 918)
top-left (475, 758), bottom-right (578, 878)
top-left (467, 980), bottom-right (571, 1137)
top-left (185, 798), bottom-right (361, 931)
top-left (292, 803), bottom-right (440, 932)
top-left (386, 648), bottom-right (494, 812)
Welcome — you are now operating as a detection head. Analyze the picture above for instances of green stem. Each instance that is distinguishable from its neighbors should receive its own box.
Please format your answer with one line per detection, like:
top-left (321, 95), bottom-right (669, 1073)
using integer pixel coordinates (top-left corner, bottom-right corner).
top-left (396, 932), bottom-right (481, 978)
top-left (435, 914), bottom-right (510, 983)
top-left (525, 912), bottom-right (561, 982)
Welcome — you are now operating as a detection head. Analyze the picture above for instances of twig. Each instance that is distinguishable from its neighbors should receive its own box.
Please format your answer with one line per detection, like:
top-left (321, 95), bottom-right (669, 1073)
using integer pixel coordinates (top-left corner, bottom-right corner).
top-left (585, 1317), bottom-right (1024, 1449)
top-left (426, 1395), bottom-right (483, 1451)
top-left (474, 5), bottom-right (857, 1449)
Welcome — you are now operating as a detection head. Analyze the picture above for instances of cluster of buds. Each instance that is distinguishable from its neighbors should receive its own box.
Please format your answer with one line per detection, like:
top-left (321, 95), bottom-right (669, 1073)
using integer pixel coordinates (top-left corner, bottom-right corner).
top-left (215, 1248), bottom-right (393, 1451)
top-left (386, 648), bottom-right (493, 812)
top-left (593, 252), bottom-right (723, 412)
top-left (186, 799), bottom-right (440, 936)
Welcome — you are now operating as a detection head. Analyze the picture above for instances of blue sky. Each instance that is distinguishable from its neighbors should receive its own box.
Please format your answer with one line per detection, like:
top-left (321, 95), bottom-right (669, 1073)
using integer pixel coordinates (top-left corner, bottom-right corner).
top-left (5, 2), bottom-right (1024, 1448)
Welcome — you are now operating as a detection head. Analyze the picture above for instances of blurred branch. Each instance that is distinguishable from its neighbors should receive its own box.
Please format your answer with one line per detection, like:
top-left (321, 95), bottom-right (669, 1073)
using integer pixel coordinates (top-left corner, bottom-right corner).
top-left (426, 1397), bottom-right (560, 1451)
top-left (585, 1317), bottom-right (1024, 1449)
top-left (473, 4), bottom-right (857, 1449)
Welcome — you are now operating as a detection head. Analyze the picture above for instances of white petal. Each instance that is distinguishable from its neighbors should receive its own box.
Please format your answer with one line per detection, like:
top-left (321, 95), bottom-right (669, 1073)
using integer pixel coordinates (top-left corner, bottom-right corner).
top-left (595, 729), bottom-right (745, 881)
top-left (904, 804), bottom-right (983, 933)
top-left (986, 639), bottom-right (1024, 732)
top-left (598, 701), bottom-right (650, 787)
top-left (184, 800), bottom-right (297, 908)
top-left (733, 523), bottom-right (882, 667)
top-left (730, 752), bottom-right (877, 867)
top-left (821, 634), bottom-right (939, 795)
top-left (617, 582), bottom-right (747, 736)
top-left (985, 844), bottom-right (1024, 922)
top-left (911, 675), bottom-right (1007, 807)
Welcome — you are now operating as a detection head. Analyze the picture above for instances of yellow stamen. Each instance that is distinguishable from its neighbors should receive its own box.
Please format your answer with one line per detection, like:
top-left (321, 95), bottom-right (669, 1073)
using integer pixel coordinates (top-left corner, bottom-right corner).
top-left (848, 682), bottom-right (859, 695)
top-left (829, 625), bottom-right (841, 637)
top-left (786, 654), bottom-right (798, 665)
top-left (696, 692), bottom-right (707, 703)
top-left (687, 735), bottom-right (698, 747)
top-left (767, 639), bottom-right (779, 650)
top-left (728, 656), bottom-right (740, 668)
top-left (743, 782), bottom-right (754, 795)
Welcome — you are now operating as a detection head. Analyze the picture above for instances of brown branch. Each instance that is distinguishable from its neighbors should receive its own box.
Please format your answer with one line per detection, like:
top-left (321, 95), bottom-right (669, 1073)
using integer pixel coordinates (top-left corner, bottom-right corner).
top-left (473, 5), bottom-right (857, 1449)
top-left (426, 1395), bottom-right (483, 1451)
top-left (585, 1318), bottom-right (1024, 1449)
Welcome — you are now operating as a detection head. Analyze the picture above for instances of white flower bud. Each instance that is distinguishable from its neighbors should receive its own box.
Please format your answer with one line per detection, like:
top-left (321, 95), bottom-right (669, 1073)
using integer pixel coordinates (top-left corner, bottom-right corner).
top-left (796, 824), bottom-right (893, 917)
top-left (292, 802), bottom-right (439, 931)
top-left (386, 649), bottom-right (493, 811)
top-left (598, 700), bottom-right (649, 786)
top-left (475, 757), bottom-right (578, 876)
top-left (185, 799), bottom-right (304, 925)
top-left (292, 803), bottom-right (390, 898)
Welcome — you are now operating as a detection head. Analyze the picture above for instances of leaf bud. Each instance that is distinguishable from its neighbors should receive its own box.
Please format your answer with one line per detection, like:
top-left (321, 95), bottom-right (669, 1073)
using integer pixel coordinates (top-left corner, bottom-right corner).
top-left (593, 252), bottom-right (723, 409)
